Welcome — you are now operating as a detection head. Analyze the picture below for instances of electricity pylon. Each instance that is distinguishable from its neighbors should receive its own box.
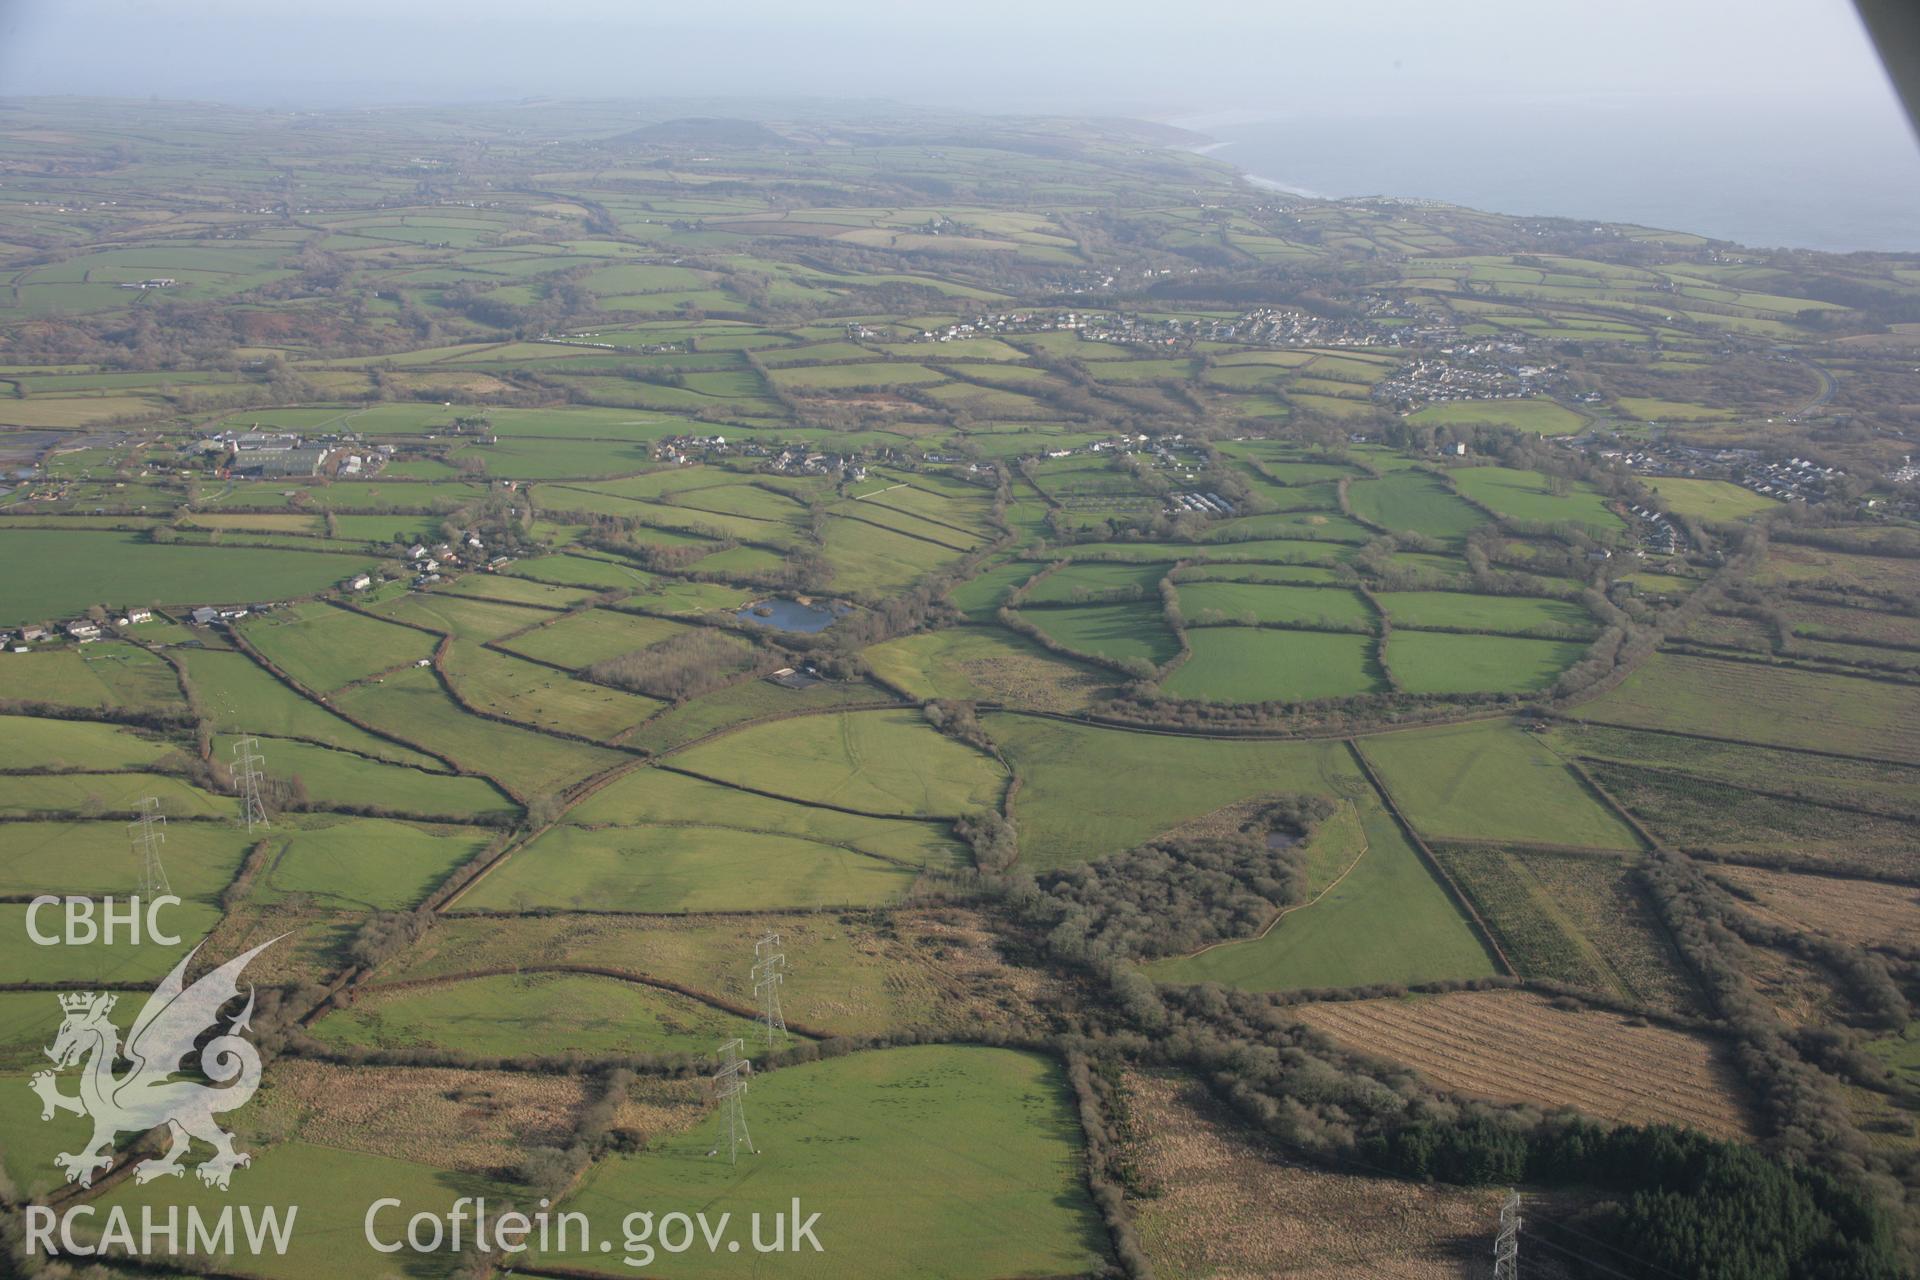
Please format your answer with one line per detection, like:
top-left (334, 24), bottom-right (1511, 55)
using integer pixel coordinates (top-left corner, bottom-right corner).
top-left (752, 931), bottom-right (788, 1047)
top-left (130, 797), bottom-right (170, 897)
top-left (232, 735), bottom-right (269, 833)
top-left (1494, 1189), bottom-right (1522, 1280)
top-left (714, 1039), bottom-right (755, 1164)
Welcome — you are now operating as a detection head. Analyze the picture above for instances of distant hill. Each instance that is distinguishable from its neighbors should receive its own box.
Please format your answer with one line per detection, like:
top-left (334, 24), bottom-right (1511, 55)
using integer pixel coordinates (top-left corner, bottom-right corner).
top-left (611, 117), bottom-right (785, 148)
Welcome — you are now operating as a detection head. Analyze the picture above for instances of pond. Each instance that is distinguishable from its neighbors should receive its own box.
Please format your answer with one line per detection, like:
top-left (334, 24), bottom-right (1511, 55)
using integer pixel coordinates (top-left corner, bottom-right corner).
top-left (734, 596), bottom-right (850, 633)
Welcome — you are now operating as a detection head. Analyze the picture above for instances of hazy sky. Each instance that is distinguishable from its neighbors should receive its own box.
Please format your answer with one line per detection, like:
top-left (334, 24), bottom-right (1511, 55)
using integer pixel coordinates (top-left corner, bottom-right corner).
top-left (0, 0), bottom-right (1909, 127)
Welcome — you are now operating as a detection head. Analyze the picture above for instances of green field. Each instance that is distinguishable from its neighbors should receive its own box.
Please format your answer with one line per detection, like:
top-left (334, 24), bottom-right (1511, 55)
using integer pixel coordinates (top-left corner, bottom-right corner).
top-left (0, 642), bottom-right (184, 713)
top-left (1374, 590), bottom-right (1595, 637)
top-left (1579, 653), bottom-right (1920, 764)
top-left (334, 665), bottom-right (626, 797)
top-left (313, 971), bottom-right (766, 1058)
top-left (1175, 582), bottom-right (1373, 629)
top-left (864, 625), bottom-right (1110, 712)
top-left (1388, 630), bottom-right (1588, 694)
top-left (552, 1045), bottom-right (1104, 1278)
top-left (1645, 477), bottom-right (1780, 521)
top-left (212, 733), bottom-right (515, 820)
top-left (1018, 601), bottom-right (1182, 667)
top-left (0, 770), bottom-right (232, 817)
top-left (1359, 721), bottom-right (1641, 848)
top-left (92, 1142), bottom-right (515, 1280)
top-left (985, 714), bottom-right (1363, 869)
top-left (185, 649), bottom-right (441, 767)
top-left (668, 709), bottom-right (1006, 818)
top-left (1450, 466), bottom-right (1625, 534)
top-left (1147, 795), bottom-right (1498, 990)
top-left (0, 531), bottom-right (376, 624)
top-left (497, 608), bottom-right (692, 669)
top-left (462, 821), bottom-right (935, 912)
top-left (1408, 397), bottom-right (1585, 433)
top-left (443, 639), bottom-right (663, 740)
top-left (0, 715), bottom-right (177, 770)
top-left (1021, 560), bottom-right (1167, 603)
top-left (1345, 470), bottom-right (1488, 542)
top-left (240, 603), bottom-right (436, 691)
top-left (253, 817), bottom-right (492, 910)
top-left (0, 819), bottom-right (252, 901)
top-left (1165, 627), bottom-right (1383, 703)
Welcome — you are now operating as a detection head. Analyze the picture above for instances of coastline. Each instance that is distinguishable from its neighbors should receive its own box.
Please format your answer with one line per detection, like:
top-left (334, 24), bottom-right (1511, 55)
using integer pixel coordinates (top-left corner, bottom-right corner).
top-left (1182, 135), bottom-right (1328, 201)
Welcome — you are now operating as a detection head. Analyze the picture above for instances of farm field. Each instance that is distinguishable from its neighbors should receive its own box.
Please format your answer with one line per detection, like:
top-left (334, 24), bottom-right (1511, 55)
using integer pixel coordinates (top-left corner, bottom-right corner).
top-left (251, 817), bottom-right (493, 910)
top-left (1292, 990), bottom-right (1754, 1138)
top-left (239, 603), bottom-right (436, 691)
top-left (313, 971), bottom-right (767, 1059)
top-left (1146, 795), bottom-right (1497, 990)
top-left (459, 820), bottom-right (941, 912)
top-left (1645, 476), bottom-right (1780, 520)
top-left (986, 714), bottom-right (1363, 869)
top-left (442, 639), bottom-right (664, 739)
top-left (1710, 864), bottom-right (1920, 950)
top-left (551, 1045), bottom-right (1104, 1278)
top-left (0, 531), bottom-right (377, 624)
top-left (1359, 720), bottom-right (1641, 848)
top-left (1345, 470), bottom-right (1487, 542)
top-left (1373, 590), bottom-right (1595, 637)
top-left (1388, 630), bottom-right (1588, 695)
top-left (0, 819), bottom-right (252, 900)
top-left (184, 648), bottom-right (441, 767)
top-left (0, 715), bottom-right (175, 770)
top-left (1165, 627), bottom-right (1383, 703)
top-left (1174, 581), bottom-right (1373, 628)
top-left (0, 642), bottom-right (184, 713)
top-left (364, 907), bottom-right (1048, 1040)
top-left (1582, 758), bottom-right (1917, 877)
top-left (1430, 842), bottom-right (1701, 1012)
top-left (333, 665), bottom-right (626, 797)
top-left (667, 708), bottom-right (1006, 817)
top-left (863, 625), bottom-right (1110, 711)
top-left (1449, 465), bottom-right (1625, 533)
top-left (91, 1141), bottom-right (516, 1280)
top-left (1577, 653), bottom-right (1920, 763)
top-left (211, 732), bottom-right (515, 819)
top-left (1017, 600), bottom-right (1182, 666)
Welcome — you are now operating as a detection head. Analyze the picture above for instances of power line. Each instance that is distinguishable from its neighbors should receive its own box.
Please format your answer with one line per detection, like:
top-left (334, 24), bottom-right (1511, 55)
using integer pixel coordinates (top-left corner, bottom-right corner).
top-left (752, 930), bottom-right (787, 1048)
top-left (713, 1038), bottom-right (755, 1165)
top-left (232, 734), bottom-right (269, 833)
top-left (129, 796), bottom-right (169, 898)
top-left (1532, 1215), bottom-right (1694, 1280)
top-left (1527, 1230), bottom-right (1649, 1280)
top-left (1494, 1189), bottom-right (1521, 1280)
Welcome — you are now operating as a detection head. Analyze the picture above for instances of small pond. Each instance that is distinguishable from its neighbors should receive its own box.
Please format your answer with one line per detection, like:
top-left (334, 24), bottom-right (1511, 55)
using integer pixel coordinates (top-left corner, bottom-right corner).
top-left (734, 596), bottom-right (850, 633)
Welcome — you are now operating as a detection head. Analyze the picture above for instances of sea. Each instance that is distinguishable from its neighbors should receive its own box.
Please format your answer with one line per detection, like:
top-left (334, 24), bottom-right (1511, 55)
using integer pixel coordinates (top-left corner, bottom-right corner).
top-left (1192, 104), bottom-right (1920, 254)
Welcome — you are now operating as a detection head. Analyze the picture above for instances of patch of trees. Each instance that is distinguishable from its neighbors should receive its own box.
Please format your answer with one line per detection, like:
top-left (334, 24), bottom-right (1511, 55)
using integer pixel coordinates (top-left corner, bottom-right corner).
top-left (1015, 796), bottom-right (1334, 963)
top-left (588, 628), bottom-right (764, 701)
top-left (1064, 1052), bottom-right (1154, 1280)
top-left (515, 1068), bottom-right (644, 1198)
top-left (954, 810), bottom-right (1019, 874)
top-left (920, 699), bottom-right (995, 754)
top-left (1366, 1115), bottom-right (1905, 1279)
top-left (1636, 855), bottom-right (1891, 1174)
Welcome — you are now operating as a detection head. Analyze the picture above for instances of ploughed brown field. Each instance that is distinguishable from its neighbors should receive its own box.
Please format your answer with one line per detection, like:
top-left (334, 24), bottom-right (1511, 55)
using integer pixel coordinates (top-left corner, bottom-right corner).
top-left (1711, 864), bottom-right (1920, 951)
top-left (1292, 990), bottom-right (1756, 1139)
